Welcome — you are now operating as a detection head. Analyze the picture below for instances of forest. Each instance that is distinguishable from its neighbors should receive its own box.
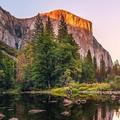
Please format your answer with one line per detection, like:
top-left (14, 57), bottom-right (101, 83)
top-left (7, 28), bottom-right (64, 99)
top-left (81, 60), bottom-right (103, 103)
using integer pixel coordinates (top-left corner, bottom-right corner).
top-left (0, 15), bottom-right (120, 93)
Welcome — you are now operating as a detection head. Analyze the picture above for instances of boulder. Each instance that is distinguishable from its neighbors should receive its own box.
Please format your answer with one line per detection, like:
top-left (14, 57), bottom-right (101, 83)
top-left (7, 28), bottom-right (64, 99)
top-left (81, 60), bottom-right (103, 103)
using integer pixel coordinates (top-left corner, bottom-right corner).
top-left (9, 118), bottom-right (18, 120)
top-left (0, 113), bottom-right (5, 120)
top-left (75, 99), bottom-right (87, 105)
top-left (61, 111), bottom-right (70, 117)
top-left (48, 100), bottom-right (58, 103)
top-left (28, 109), bottom-right (46, 114)
top-left (63, 98), bottom-right (73, 106)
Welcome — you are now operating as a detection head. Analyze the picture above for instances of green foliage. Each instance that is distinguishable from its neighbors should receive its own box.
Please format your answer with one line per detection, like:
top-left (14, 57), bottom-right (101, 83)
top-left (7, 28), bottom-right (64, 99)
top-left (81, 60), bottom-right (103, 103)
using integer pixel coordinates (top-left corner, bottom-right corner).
top-left (93, 56), bottom-right (97, 70)
top-left (51, 87), bottom-right (69, 96)
top-left (81, 50), bottom-right (96, 83)
top-left (0, 41), bottom-right (17, 57)
top-left (32, 33), bottom-right (57, 88)
top-left (0, 43), bottom-right (16, 91)
top-left (52, 42), bottom-right (82, 86)
top-left (0, 51), bottom-right (16, 91)
top-left (45, 17), bottom-right (54, 36)
top-left (112, 60), bottom-right (120, 76)
top-left (51, 83), bottom-right (111, 97)
top-left (110, 76), bottom-right (120, 90)
top-left (86, 50), bottom-right (92, 62)
top-left (99, 56), bottom-right (106, 82)
top-left (58, 15), bottom-right (68, 41)
top-left (22, 14), bottom-right (82, 90)
top-left (34, 14), bottom-right (44, 36)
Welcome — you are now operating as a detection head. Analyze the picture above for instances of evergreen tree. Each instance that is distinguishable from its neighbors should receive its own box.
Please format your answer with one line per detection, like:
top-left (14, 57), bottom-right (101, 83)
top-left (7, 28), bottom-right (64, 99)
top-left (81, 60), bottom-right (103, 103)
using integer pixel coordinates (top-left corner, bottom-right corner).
top-left (86, 50), bottom-right (92, 63)
top-left (35, 14), bottom-right (44, 33)
top-left (0, 51), bottom-right (5, 90)
top-left (31, 17), bottom-right (57, 88)
top-left (45, 17), bottom-right (54, 36)
top-left (52, 42), bottom-right (82, 85)
top-left (93, 56), bottom-right (98, 79)
top-left (99, 56), bottom-right (106, 82)
top-left (3, 56), bottom-right (15, 89)
top-left (112, 60), bottom-right (120, 76)
top-left (33, 14), bottom-right (44, 39)
top-left (58, 15), bottom-right (68, 41)
top-left (23, 14), bottom-right (82, 89)
top-left (81, 50), bottom-right (95, 83)
top-left (106, 66), bottom-right (112, 76)
top-left (93, 56), bottom-right (97, 70)
top-left (0, 50), bottom-right (15, 91)
top-left (0, 51), bottom-right (4, 69)
top-left (32, 32), bottom-right (56, 89)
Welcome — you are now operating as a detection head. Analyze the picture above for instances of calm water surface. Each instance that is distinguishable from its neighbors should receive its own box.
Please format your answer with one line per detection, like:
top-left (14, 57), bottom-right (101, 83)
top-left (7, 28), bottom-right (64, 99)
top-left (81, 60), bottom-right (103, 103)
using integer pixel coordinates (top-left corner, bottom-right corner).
top-left (0, 94), bottom-right (120, 120)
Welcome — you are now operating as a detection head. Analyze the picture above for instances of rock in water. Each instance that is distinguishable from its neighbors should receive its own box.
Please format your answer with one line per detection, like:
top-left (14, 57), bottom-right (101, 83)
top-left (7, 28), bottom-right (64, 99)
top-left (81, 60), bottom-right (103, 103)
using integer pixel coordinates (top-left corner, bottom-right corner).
top-left (0, 113), bottom-right (5, 120)
top-left (61, 111), bottom-right (70, 117)
top-left (75, 99), bottom-right (87, 105)
top-left (63, 98), bottom-right (73, 106)
top-left (28, 109), bottom-right (46, 114)
top-left (48, 100), bottom-right (58, 103)
top-left (9, 118), bottom-right (18, 120)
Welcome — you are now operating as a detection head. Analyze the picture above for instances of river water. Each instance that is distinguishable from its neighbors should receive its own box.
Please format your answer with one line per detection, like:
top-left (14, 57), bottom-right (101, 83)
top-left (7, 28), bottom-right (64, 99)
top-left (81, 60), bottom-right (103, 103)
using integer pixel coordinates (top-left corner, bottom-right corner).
top-left (0, 94), bottom-right (120, 120)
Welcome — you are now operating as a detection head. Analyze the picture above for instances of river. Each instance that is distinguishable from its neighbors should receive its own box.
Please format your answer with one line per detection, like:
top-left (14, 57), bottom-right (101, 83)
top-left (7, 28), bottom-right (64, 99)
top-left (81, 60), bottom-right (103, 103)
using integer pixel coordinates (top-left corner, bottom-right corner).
top-left (0, 94), bottom-right (120, 120)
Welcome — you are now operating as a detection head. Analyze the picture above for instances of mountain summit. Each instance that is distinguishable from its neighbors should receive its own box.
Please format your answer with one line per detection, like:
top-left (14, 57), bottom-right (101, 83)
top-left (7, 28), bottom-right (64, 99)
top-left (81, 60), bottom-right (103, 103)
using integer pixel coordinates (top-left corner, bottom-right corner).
top-left (43, 9), bottom-right (92, 32)
top-left (0, 7), bottom-right (113, 67)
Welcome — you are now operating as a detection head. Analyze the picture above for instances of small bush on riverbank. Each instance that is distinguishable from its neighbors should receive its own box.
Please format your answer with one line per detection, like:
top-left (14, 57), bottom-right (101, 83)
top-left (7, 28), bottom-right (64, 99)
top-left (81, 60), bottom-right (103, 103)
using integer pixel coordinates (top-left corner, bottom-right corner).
top-left (51, 87), bottom-right (69, 96)
top-left (110, 76), bottom-right (120, 90)
top-left (68, 82), bottom-right (111, 91)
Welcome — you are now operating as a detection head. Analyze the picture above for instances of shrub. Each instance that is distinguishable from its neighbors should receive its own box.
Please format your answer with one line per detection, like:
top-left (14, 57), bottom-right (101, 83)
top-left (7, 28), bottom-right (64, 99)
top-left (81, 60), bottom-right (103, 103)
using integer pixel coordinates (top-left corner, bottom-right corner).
top-left (110, 76), bottom-right (120, 90)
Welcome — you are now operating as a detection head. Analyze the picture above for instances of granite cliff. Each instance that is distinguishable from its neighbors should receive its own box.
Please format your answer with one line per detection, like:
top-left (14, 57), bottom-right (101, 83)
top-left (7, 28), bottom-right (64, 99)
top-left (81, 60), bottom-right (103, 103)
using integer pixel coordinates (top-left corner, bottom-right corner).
top-left (0, 7), bottom-right (113, 67)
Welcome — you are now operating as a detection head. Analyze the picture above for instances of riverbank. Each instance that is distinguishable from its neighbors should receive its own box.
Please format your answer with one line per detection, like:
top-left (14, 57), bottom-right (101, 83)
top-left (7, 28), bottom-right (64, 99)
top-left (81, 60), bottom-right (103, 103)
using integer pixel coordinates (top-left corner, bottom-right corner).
top-left (1, 83), bottom-right (120, 98)
top-left (50, 83), bottom-right (120, 101)
top-left (51, 83), bottom-right (112, 96)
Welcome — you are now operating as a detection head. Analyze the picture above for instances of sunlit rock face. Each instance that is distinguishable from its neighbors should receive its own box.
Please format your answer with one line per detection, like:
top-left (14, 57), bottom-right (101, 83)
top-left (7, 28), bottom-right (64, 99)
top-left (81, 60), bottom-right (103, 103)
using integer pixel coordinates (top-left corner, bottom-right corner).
top-left (0, 7), bottom-right (113, 67)
top-left (43, 9), bottom-right (92, 32)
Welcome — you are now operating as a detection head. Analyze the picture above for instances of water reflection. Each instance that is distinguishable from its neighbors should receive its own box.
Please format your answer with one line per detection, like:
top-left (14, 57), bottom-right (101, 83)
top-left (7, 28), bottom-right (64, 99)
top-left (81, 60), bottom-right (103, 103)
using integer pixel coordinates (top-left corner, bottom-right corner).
top-left (113, 109), bottom-right (120, 120)
top-left (0, 94), bottom-right (119, 120)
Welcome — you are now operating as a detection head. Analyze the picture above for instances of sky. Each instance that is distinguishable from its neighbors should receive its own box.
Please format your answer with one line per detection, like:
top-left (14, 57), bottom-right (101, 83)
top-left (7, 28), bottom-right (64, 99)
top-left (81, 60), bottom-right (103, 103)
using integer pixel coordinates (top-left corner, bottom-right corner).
top-left (0, 0), bottom-right (120, 62)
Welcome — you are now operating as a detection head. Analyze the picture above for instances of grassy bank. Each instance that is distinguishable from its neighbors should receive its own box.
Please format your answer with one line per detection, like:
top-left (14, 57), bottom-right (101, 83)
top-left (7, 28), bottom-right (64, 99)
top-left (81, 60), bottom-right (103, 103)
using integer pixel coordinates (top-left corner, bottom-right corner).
top-left (51, 82), bottom-right (112, 97)
top-left (1, 82), bottom-right (119, 100)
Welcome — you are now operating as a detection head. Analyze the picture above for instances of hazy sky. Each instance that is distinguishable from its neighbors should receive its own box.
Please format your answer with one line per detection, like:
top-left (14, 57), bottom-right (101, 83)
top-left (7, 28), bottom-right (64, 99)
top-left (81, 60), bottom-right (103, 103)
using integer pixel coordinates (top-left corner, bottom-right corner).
top-left (0, 0), bottom-right (120, 62)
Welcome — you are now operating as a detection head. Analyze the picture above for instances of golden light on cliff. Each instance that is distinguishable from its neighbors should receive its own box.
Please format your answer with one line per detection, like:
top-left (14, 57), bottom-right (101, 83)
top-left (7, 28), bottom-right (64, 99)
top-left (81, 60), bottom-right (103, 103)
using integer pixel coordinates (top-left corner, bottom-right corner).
top-left (43, 9), bottom-right (92, 32)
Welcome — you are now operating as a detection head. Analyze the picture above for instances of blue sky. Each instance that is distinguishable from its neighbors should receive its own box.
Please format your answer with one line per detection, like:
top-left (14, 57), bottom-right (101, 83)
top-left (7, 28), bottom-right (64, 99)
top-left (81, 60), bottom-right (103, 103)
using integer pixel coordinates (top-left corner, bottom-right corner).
top-left (0, 0), bottom-right (120, 62)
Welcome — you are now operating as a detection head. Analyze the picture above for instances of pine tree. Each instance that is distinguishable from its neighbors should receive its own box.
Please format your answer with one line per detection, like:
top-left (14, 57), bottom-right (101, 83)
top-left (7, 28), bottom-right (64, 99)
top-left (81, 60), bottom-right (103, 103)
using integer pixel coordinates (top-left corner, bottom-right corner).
top-left (0, 50), bottom-right (4, 69)
top-left (113, 60), bottom-right (120, 76)
top-left (0, 50), bottom-right (5, 89)
top-left (32, 33), bottom-right (56, 89)
top-left (99, 55), bottom-right (106, 82)
top-left (33, 14), bottom-right (44, 39)
top-left (86, 50), bottom-right (92, 63)
top-left (0, 50), bottom-right (15, 90)
top-left (45, 17), bottom-right (54, 36)
top-left (31, 17), bottom-right (56, 88)
top-left (57, 14), bottom-right (80, 59)
top-left (106, 66), bottom-right (112, 75)
top-left (81, 50), bottom-right (95, 83)
top-left (3, 56), bottom-right (15, 90)
top-left (93, 56), bottom-right (97, 70)
top-left (58, 15), bottom-right (68, 41)
top-left (23, 13), bottom-right (82, 89)
top-left (93, 56), bottom-right (98, 79)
